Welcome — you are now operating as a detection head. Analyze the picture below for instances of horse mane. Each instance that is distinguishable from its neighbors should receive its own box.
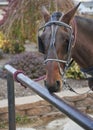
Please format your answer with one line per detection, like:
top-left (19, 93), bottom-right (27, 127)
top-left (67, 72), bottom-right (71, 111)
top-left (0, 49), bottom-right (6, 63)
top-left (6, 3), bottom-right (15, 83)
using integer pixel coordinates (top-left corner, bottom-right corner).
top-left (50, 12), bottom-right (63, 21)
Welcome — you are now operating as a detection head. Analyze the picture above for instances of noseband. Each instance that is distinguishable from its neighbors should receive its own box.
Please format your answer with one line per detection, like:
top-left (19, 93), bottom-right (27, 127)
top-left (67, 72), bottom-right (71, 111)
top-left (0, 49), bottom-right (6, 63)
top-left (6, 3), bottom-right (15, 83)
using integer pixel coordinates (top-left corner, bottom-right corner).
top-left (38, 20), bottom-right (74, 78)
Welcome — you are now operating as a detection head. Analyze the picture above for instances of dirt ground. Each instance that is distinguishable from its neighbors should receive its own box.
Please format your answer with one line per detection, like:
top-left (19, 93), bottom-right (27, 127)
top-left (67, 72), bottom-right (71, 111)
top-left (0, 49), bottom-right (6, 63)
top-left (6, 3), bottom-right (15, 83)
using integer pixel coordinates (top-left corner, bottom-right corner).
top-left (0, 76), bottom-right (88, 100)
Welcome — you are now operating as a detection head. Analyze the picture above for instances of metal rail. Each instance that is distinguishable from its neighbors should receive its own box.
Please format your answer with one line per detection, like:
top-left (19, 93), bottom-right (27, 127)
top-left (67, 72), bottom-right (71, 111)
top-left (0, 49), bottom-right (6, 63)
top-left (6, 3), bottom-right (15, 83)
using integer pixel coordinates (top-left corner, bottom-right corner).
top-left (5, 64), bottom-right (93, 130)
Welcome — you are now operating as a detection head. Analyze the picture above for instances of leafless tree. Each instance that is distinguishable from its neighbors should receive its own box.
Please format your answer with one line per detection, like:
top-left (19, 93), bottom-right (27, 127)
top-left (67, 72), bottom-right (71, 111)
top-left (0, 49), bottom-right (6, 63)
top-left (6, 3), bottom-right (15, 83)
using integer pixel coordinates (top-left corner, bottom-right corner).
top-left (0, 0), bottom-right (74, 41)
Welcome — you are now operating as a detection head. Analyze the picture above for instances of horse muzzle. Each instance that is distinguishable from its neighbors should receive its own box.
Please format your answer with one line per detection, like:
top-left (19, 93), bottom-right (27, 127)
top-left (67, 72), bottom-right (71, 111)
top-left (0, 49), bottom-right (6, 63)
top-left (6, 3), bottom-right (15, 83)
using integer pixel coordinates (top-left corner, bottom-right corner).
top-left (44, 80), bottom-right (62, 93)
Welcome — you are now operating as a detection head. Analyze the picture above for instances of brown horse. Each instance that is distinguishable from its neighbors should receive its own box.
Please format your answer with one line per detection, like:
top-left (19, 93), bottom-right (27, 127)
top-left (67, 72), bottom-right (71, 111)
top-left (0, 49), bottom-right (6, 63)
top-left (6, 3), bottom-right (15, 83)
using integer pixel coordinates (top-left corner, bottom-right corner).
top-left (38, 3), bottom-right (93, 93)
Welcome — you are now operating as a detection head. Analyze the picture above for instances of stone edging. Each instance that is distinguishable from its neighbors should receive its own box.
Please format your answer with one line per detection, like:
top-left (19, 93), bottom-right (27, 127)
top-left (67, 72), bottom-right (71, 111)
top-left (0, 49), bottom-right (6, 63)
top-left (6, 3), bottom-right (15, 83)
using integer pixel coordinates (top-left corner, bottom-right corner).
top-left (0, 87), bottom-right (93, 121)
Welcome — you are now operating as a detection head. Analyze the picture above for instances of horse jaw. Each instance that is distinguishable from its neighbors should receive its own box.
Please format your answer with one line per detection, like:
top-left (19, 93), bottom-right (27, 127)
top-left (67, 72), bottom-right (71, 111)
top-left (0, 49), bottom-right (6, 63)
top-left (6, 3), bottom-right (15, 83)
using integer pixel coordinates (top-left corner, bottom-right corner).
top-left (61, 2), bottom-right (81, 24)
top-left (41, 6), bottom-right (50, 22)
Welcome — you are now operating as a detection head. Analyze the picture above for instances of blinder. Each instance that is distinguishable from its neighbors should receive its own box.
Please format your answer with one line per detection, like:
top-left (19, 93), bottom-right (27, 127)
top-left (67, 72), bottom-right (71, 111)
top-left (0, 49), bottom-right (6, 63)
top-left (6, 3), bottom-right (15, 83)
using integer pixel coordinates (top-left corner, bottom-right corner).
top-left (38, 36), bottom-right (45, 54)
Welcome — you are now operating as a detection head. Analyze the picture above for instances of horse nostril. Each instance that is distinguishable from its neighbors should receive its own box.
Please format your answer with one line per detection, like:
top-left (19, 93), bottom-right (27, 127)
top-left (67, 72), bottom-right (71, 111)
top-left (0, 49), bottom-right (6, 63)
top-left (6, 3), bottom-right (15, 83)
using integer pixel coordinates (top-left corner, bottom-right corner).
top-left (44, 80), bottom-right (61, 93)
top-left (56, 80), bottom-right (60, 88)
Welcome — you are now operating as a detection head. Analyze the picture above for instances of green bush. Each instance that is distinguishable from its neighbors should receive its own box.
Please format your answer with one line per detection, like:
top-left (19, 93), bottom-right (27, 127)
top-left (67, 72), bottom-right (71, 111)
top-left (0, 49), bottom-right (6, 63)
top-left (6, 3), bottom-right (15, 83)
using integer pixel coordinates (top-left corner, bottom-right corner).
top-left (66, 62), bottom-right (84, 79)
top-left (0, 31), bottom-right (25, 54)
top-left (1, 40), bottom-right (25, 54)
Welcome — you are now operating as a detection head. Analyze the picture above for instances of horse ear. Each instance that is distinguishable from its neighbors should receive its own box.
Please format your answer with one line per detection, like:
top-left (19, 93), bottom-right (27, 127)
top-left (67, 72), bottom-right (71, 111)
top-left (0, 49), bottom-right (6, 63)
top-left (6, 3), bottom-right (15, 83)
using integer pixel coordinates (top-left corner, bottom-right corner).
top-left (41, 6), bottom-right (50, 22)
top-left (61, 2), bottom-right (81, 24)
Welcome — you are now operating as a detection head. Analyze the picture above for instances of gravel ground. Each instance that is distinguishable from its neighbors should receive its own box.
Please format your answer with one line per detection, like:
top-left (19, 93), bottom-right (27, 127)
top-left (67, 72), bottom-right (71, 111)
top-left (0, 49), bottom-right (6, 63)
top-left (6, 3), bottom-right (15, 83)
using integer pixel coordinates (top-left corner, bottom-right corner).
top-left (0, 76), bottom-right (88, 100)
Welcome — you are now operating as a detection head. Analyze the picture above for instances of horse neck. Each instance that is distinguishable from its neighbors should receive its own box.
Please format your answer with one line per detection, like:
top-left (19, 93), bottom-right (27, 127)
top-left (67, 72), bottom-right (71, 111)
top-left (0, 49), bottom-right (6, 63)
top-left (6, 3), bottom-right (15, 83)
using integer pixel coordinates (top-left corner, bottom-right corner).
top-left (72, 16), bottom-right (93, 68)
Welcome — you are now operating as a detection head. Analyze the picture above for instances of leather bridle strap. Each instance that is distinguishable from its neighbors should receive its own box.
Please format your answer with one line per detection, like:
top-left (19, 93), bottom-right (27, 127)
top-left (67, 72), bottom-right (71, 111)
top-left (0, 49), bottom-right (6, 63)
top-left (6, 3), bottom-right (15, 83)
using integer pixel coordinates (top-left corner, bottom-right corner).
top-left (42, 21), bottom-right (74, 75)
top-left (71, 18), bottom-right (77, 47)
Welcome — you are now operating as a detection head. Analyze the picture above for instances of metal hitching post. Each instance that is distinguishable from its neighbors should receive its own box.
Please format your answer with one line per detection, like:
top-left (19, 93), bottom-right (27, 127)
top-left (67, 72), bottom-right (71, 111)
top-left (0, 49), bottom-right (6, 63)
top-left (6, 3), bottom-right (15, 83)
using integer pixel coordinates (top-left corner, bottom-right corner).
top-left (7, 73), bottom-right (16, 130)
top-left (5, 64), bottom-right (93, 130)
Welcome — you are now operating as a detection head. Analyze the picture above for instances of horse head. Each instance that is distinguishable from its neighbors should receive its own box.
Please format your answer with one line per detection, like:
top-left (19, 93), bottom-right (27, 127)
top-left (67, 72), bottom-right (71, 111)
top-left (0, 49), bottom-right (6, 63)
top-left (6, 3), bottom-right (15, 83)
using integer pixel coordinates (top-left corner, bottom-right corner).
top-left (38, 3), bottom-right (81, 93)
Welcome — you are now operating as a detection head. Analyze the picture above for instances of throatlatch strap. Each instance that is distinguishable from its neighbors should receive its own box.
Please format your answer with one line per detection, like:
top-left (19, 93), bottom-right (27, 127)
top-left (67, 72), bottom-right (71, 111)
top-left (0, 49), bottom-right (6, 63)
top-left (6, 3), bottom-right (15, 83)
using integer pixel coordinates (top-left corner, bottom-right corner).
top-left (13, 70), bottom-right (26, 88)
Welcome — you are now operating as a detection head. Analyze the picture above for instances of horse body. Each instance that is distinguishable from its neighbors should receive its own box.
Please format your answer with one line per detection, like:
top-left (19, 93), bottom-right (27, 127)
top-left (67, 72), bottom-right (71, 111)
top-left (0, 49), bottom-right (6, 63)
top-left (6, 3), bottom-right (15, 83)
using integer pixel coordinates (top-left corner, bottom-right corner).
top-left (72, 16), bottom-right (93, 69)
top-left (38, 4), bottom-right (93, 93)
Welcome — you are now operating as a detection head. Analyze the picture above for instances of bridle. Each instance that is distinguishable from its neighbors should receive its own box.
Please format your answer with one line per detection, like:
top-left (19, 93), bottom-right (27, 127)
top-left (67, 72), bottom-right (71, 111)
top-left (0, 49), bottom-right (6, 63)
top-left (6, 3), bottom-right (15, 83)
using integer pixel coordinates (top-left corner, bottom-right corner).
top-left (38, 18), bottom-right (91, 94)
top-left (38, 19), bottom-right (77, 93)
top-left (38, 20), bottom-right (74, 78)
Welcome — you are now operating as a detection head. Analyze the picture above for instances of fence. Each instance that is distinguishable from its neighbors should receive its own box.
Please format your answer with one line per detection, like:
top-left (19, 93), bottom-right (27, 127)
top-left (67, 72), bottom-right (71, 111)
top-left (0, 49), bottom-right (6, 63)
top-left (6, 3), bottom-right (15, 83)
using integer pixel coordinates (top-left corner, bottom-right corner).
top-left (4, 64), bottom-right (93, 130)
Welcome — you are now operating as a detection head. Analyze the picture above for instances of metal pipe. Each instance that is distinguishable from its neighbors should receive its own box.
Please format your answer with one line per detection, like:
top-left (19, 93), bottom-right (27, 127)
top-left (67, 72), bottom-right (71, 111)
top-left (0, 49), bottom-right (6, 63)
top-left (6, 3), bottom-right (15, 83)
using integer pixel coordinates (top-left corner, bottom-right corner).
top-left (5, 64), bottom-right (93, 130)
top-left (7, 73), bottom-right (16, 130)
